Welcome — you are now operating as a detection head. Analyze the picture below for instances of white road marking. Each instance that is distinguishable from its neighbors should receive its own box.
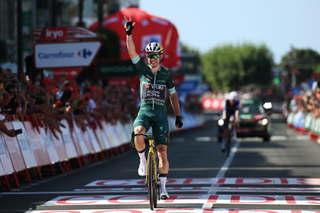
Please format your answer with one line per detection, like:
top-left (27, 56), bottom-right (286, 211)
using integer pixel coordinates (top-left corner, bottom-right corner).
top-left (24, 208), bottom-right (320, 213)
top-left (171, 138), bottom-right (185, 142)
top-left (271, 114), bottom-right (284, 119)
top-left (297, 135), bottom-right (310, 140)
top-left (202, 140), bottom-right (241, 208)
top-left (195, 137), bottom-right (213, 142)
top-left (271, 136), bottom-right (287, 140)
top-left (11, 189), bottom-right (22, 192)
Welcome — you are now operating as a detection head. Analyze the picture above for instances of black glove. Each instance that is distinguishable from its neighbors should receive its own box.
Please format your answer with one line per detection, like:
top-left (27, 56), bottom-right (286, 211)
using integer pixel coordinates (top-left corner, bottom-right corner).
top-left (125, 21), bottom-right (134, 36)
top-left (175, 115), bottom-right (183, 128)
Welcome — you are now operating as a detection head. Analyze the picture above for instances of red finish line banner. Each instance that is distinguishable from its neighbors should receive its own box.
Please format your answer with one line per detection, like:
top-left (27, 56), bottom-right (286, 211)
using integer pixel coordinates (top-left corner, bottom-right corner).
top-left (26, 209), bottom-right (320, 213)
top-left (85, 178), bottom-right (320, 187)
top-left (43, 194), bottom-right (320, 206)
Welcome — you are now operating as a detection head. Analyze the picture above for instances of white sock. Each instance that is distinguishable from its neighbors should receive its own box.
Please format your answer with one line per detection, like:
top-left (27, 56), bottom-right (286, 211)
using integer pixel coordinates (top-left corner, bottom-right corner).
top-left (138, 151), bottom-right (146, 163)
top-left (160, 177), bottom-right (167, 191)
top-left (233, 129), bottom-right (236, 137)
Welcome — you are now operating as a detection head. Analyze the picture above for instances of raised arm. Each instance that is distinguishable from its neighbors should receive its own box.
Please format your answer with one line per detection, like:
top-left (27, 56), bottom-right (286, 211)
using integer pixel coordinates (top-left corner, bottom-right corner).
top-left (124, 16), bottom-right (138, 59)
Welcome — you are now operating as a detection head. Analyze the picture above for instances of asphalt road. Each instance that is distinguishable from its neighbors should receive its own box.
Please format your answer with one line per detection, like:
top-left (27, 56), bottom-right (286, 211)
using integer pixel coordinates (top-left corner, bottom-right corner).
top-left (1, 112), bottom-right (320, 212)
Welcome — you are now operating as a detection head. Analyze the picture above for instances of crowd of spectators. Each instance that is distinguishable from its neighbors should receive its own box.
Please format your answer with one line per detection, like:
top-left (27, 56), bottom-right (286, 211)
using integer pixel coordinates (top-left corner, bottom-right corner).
top-left (0, 66), bottom-right (205, 140)
top-left (0, 66), bottom-right (140, 139)
top-left (283, 81), bottom-right (320, 125)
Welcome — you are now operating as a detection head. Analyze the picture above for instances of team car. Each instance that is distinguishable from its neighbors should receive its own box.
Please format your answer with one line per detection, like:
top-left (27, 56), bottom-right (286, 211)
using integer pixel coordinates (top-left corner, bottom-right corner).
top-left (217, 99), bottom-right (271, 142)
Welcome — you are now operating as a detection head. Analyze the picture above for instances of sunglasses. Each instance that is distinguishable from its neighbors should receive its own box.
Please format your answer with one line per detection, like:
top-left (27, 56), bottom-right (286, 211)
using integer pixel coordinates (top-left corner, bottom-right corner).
top-left (147, 54), bottom-right (160, 59)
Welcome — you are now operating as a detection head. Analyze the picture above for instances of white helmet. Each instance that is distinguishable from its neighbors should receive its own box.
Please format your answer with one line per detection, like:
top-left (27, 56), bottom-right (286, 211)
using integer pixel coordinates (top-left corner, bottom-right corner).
top-left (145, 42), bottom-right (163, 54)
top-left (229, 91), bottom-right (238, 100)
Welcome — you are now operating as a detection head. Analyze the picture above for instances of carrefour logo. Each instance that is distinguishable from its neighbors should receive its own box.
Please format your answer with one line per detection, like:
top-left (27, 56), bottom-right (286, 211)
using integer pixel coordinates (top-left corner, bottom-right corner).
top-left (78, 48), bottom-right (92, 59)
top-left (38, 51), bottom-right (74, 59)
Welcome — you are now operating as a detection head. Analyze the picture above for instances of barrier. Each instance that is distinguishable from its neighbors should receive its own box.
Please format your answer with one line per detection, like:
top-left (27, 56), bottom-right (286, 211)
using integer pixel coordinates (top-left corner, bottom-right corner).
top-left (3, 122), bottom-right (31, 183)
top-left (0, 111), bottom-right (205, 191)
top-left (0, 159), bottom-right (10, 191)
top-left (285, 109), bottom-right (320, 143)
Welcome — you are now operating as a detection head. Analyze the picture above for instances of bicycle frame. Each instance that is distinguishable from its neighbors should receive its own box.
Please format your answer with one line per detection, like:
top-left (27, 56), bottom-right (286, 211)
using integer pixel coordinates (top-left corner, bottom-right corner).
top-left (146, 138), bottom-right (158, 185)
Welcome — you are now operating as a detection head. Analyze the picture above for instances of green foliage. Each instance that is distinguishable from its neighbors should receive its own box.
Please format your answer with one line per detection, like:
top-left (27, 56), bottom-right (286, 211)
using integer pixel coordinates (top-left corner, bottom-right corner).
top-left (201, 43), bottom-right (273, 91)
top-left (93, 27), bottom-right (121, 59)
top-left (280, 47), bottom-right (320, 70)
top-left (181, 43), bottom-right (200, 57)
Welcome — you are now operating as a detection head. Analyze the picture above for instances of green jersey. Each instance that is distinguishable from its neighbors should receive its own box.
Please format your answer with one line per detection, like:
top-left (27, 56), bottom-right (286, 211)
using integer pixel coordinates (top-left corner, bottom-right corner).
top-left (132, 55), bottom-right (176, 112)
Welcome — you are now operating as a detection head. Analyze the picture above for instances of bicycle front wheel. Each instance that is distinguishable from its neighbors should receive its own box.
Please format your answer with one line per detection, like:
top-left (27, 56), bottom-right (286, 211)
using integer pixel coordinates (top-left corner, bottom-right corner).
top-left (148, 152), bottom-right (155, 210)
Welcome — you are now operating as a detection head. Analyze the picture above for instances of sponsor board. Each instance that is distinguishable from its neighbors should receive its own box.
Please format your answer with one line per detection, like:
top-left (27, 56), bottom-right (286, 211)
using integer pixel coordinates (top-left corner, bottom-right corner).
top-left (34, 41), bottom-right (102, 68)
top-left (85, 178), bottom-right (320, 187)
top-left (33, 26), bottom-right (100, 41)
top-left (42, 194), bottom-right (320, 206)
top-left (26, 209), bottom-right (320, 213)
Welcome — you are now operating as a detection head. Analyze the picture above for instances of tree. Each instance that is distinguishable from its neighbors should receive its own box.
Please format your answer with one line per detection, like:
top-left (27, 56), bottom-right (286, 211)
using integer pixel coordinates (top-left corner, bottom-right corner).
top-left (181, 43), bottom-right (200, 57)
top-left (280, 47), bottom-right (320, 86)
top-left (201, 43), bottom-right (273, 91)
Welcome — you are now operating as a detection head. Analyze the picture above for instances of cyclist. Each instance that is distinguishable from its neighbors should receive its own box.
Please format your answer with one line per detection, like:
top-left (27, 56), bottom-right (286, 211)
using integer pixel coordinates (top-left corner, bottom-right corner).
top-left (124, 16), bottom-right (183, 200)
top-left (221, 91), bottom-right (240, 152)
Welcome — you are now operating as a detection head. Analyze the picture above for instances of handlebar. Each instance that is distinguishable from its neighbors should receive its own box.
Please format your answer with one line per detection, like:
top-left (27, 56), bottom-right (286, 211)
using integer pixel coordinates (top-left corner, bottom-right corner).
top-left (132, 131), bottom-right (170, 140)
top-left (130, 131), bottom-right (171, 147)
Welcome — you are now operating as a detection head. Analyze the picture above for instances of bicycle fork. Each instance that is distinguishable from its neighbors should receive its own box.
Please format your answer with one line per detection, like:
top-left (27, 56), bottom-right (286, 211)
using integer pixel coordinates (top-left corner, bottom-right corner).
top-left (146, 139), bottom-right (158, 185)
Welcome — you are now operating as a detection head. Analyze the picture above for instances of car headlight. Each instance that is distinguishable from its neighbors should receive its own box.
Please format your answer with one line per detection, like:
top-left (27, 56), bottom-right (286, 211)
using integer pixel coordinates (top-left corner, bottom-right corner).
top-left (218, 119), bottom-right (224, 126)
top-left (258, 118), bottom-right (268, 125)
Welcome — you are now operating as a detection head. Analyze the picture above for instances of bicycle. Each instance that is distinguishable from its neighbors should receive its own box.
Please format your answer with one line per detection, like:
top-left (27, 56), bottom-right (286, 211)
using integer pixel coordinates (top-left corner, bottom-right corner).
top-left (131, 124), bottom-right (170, 210)
top-left (225, 121), bottom-right (239, 157)
top-left (225, 123), bottom-right (233, 157)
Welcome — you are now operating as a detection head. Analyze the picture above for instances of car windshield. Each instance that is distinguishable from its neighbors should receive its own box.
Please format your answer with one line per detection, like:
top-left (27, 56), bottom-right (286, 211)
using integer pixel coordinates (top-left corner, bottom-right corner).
top-left (240, 104), bottom-right (264, 114)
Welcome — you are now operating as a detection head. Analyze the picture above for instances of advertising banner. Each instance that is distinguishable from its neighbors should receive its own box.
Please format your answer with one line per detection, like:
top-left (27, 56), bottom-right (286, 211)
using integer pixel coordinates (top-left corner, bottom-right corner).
top-left (3, 122), bottom-right (26, 172)
top-left (0, 159), bottom-right (5, 176)
top-left (50, 130), bottom-right (68, 161)
top-left (39, 128), bottom-right (59, 164)
top-left (81, 130), bottom-right (95, 154)
top-left (60, 119), bottom-right (78, 159)
top-left (87, 127), bottom-right (101, 153)
top-left (0, 132), bottom-right (14, 175)
top-left (33, 26), bottom-right (101, 41)
top-left (101, 121), bottom-right (120, 148)
top-left (70, 125), bottom-right (83, 157)
top-left (23, 121), bottom-right (51, 166)
top-left (12, 121), bottom-right (38, 168)
top-left (73, 121), bottom-right (90, 156)
top-left (34, 41), bottom-right (102, 68)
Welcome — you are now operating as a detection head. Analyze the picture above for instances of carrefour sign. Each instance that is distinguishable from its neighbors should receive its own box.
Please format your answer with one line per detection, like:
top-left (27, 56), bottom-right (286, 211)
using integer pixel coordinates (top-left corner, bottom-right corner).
top-left (34, 41), bottom-right (102, 68)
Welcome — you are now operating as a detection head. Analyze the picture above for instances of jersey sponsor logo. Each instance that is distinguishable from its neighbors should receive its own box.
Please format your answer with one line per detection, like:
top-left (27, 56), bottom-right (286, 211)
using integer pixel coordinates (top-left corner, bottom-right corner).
top-left (141, 82), bottom-right (166, 102)
top-left (157, 80), bottom-right (166, 83)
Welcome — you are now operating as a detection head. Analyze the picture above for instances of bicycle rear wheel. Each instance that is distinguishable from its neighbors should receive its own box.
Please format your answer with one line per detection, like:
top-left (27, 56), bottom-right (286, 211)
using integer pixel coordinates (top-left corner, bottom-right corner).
top-left (148, 152), bottom-right (155, 210)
